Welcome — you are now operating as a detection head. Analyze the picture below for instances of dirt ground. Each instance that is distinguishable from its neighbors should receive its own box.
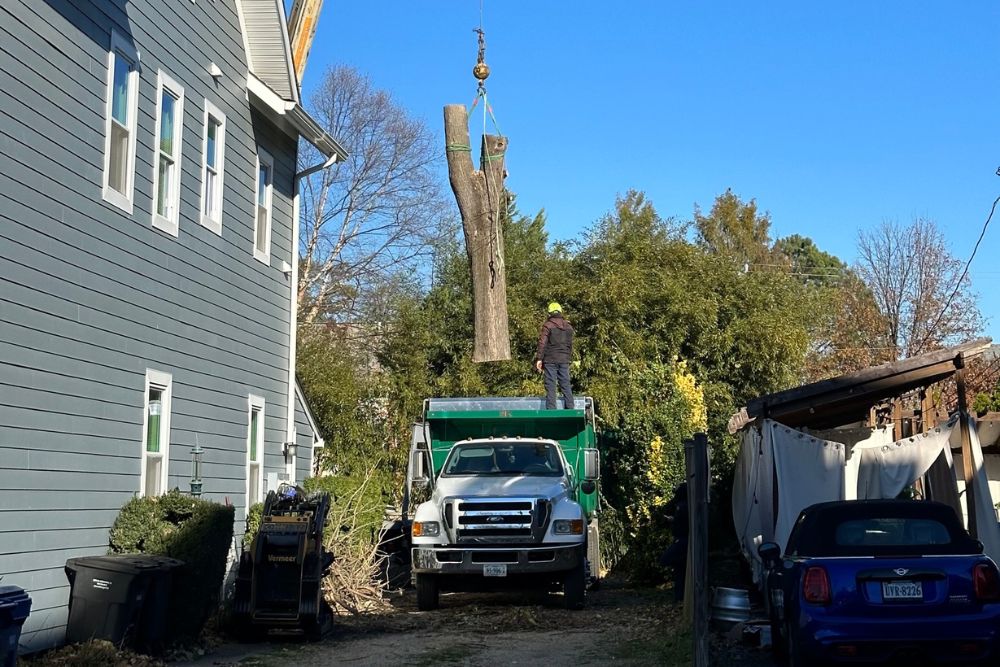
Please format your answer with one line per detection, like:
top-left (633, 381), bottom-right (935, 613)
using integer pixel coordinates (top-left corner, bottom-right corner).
top-left (174, 578), bottom-right (775, 667)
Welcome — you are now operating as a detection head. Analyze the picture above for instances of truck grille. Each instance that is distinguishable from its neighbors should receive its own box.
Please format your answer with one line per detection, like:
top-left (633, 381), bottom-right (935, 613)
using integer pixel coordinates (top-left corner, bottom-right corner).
top-left (454, 498), bottom-right (538, 541)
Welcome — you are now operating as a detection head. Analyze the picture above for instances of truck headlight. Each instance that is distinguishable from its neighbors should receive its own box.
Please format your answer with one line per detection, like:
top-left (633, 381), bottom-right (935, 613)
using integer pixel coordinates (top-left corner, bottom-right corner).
top-left (412, 521), bottom-right (440, 537)
top-left (553, 519), bottom-right (584, 535)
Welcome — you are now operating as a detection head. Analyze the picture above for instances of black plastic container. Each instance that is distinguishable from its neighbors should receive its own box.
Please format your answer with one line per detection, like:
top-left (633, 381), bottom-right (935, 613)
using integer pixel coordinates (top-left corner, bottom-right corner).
top-left (64, 554), bottom-right (183, 653)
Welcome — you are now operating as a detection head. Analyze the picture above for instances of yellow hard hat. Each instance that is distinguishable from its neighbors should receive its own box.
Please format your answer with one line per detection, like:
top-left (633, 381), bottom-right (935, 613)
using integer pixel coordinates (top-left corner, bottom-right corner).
top-left (547, 302), bottom-right (562, 314)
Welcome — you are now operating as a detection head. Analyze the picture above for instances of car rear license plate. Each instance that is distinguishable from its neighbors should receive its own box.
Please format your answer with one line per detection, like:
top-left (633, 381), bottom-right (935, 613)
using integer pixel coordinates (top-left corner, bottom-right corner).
top-left (882, 580), bottom-right (922, 600)
top-left (483, 564), bottom-right (507, 577)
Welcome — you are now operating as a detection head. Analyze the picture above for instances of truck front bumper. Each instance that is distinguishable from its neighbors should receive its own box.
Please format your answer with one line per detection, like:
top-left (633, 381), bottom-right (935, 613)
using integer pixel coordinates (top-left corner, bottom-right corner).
top-left (411, 544), bottom-right (583, 575)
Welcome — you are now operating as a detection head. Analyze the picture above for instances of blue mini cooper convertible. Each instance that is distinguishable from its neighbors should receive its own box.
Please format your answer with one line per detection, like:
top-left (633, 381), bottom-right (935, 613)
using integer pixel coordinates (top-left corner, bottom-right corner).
top-left (759, 500), bottom-right (1000, 666)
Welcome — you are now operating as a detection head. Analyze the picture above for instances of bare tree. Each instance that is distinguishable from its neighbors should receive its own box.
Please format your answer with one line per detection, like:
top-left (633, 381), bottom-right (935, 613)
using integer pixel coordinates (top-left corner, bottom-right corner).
top-left (856, 218), bottom-right (983, 359)
top-left (299, 66), bottom-right (449, 325)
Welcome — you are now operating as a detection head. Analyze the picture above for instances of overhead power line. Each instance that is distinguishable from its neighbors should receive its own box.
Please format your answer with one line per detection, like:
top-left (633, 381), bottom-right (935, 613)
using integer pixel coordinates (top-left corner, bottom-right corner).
top-left (918, 193), bottom-right (1000, 349)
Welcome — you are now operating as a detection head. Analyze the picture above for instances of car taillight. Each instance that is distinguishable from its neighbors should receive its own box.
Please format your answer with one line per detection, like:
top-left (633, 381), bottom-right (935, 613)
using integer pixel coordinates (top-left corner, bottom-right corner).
top-left (803, 566), bottom-right (831, 605)
top-left (973, 563), bottom-right (1000, 602)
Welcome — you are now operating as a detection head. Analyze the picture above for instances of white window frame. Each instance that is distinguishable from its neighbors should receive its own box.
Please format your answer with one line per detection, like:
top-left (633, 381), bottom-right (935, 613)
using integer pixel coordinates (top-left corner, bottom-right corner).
top-left (102, 30), bottom-right (140, 213)
top-left (139, 369), bottom-right (172, 497)
top-left (253, 148), bottom-right (274, 264)
top-left (200, 100), bottom-right (227, 235)
top-left (246, 394), bottom-right (265, 508)
top-left (151, 70), bottom-right (185, 236)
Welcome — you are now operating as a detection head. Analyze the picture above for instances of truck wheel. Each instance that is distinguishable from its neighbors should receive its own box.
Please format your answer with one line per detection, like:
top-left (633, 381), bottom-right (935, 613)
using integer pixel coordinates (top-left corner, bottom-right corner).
top-left (563, 562), bottom-right (586, 610)
top-left (415, 573), bottom-right (439, 611)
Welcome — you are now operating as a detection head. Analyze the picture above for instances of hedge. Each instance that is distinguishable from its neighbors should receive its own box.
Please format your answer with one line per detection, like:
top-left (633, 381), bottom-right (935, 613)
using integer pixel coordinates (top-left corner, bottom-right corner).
top-left (109, 490), bottom-right (235, 643)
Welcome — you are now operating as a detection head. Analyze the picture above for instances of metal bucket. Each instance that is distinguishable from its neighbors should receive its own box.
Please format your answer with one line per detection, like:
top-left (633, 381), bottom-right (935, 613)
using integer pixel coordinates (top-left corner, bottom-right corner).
top-left (711, 586), bottom-right (751, 628)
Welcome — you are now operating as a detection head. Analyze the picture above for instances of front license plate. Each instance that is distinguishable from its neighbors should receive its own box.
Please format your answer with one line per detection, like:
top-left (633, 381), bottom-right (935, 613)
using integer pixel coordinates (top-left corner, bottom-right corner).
top-left (882, 580), bottom-right (922, 600)
top-left (483, 564), bottom-right (507, 577)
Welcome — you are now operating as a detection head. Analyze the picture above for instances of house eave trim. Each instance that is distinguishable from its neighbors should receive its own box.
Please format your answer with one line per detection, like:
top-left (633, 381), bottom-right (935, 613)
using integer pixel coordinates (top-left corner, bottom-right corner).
top-left (247, 74), bottom-right (348, 160)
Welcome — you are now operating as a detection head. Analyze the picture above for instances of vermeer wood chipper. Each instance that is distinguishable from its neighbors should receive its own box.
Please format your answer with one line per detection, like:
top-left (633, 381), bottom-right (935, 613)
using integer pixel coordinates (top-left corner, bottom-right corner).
top-left (233, 485), bottom-right (333, 639)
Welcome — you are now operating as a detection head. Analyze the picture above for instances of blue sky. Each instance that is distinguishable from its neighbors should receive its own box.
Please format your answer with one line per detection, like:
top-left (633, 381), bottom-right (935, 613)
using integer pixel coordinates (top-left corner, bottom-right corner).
top-left (297, 1), bottom-right (1000, 338)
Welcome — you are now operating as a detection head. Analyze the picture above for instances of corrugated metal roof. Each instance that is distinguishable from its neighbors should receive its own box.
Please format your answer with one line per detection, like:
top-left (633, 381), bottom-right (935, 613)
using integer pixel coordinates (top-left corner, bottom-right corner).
top-left (236, 0), bottom-right (298, 102)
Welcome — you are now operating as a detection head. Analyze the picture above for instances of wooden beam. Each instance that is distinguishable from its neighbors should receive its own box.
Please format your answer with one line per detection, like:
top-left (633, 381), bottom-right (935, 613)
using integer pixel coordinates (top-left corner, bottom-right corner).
top-left (684, 434), bottom-right (710, 667)
top-left (892, 398), bottom-right (903, 442)
top-left (955, 355), bottom-right (977, 537)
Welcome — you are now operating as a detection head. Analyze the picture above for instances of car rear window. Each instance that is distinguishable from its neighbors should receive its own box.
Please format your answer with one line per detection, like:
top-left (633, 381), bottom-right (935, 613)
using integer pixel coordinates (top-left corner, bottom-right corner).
top-left (787, 500), bottom-right (981, 558)
top-left (834, 518), bottom-right (953, 548)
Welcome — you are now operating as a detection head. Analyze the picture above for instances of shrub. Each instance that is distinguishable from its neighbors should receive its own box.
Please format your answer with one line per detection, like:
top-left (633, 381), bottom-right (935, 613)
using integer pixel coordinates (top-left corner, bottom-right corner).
top-left (109, 490), bottom-right (235, 643)
top-left (243, 502), bottom-right (263, 548)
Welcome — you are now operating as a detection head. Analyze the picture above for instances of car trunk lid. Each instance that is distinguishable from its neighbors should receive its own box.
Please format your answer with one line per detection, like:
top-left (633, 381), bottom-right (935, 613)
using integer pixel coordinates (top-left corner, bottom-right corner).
top-left (819, 556), bottom-right (982, 615)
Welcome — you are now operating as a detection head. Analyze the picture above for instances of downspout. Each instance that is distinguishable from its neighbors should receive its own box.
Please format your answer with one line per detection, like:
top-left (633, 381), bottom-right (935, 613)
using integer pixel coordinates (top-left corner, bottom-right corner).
top-left (287, 153), bottom-right (338, 484)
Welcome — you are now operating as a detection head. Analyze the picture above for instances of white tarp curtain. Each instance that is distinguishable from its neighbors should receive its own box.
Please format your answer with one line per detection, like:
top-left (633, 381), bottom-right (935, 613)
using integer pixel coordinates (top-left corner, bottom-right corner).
top-left (768, 422), bottom-right (846, 560)
top-left (733, 416), bottom-right (1000, 582)
top-left (732, 427), bottom-right (769, 584)
top-left (846, 421), bottom-right (955, 501)
top-left (966, 422), bottom-right (1000, 560)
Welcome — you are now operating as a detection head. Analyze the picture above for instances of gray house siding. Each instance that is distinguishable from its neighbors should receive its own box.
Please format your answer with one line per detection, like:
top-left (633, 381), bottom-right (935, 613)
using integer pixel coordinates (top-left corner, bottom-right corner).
top-left (294, 387), bottom-right (321, 482)
top-left (0, 0), bottom-right (318, 652)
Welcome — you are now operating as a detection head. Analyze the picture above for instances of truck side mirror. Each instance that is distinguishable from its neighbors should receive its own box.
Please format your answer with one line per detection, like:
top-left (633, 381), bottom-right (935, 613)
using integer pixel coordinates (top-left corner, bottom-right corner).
top-left (410, 450), bottom-right (430, 486)
top-left (582, 448), bottom-right (600, 481)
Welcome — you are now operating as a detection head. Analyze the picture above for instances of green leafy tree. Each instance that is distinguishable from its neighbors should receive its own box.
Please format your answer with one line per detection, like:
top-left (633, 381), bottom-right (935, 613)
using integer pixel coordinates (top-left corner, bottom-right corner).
top-left (773, 234), bottom-right (847, 288)
top-left (694, 189), bottom-right (773, 268)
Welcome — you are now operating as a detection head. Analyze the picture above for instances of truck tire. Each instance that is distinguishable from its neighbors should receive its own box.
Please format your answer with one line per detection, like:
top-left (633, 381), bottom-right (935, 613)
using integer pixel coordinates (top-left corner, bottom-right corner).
top-left (563, 561), bottom-right (586, 610)
top-left (415, 573), bottom-right (439, 611)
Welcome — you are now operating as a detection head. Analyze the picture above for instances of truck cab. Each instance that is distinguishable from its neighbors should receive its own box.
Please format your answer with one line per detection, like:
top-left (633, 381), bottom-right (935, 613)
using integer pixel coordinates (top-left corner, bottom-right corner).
top-left (406, 397), bottom-right (601, 610)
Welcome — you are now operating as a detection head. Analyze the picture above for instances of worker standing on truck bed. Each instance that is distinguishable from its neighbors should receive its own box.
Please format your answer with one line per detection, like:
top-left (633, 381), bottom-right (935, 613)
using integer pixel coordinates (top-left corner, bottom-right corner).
top-left (535, 302), bottom-right (575, 409)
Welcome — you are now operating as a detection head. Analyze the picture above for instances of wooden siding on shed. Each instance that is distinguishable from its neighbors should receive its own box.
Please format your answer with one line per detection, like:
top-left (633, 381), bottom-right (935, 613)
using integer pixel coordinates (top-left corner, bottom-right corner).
top-left (0, 0), bottom-right (318, 653)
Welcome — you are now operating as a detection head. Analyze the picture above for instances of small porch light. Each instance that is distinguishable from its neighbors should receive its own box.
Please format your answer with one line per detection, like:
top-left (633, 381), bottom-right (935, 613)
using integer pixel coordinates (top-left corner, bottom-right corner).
top-left (283, 440), bottom-right (297, 463)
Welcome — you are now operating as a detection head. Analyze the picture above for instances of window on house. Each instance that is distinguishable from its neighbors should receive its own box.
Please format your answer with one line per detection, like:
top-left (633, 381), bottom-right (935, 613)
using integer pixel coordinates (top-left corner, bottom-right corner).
top-left (253, 149), bottom-right (273, 263)
top-left (141, 370), bottom-right (172, 497)
top-left (152, 71), bottom-right (184, 235)
top-left (247, 395), bottom-right (265, 506)
top-left (201, 101), bottom-right (226, 234)
top-left (103, 31), bottom-right (139, 212)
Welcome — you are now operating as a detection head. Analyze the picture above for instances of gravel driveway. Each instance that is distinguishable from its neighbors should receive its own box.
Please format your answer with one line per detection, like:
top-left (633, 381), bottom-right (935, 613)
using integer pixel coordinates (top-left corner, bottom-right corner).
top-left (175, 578), bottom-right (776, 667)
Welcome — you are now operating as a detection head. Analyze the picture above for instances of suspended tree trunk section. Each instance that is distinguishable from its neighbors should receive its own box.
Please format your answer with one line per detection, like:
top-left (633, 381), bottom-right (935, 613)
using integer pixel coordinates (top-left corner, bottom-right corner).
top-left (443, 104), bottom-right (511, 362)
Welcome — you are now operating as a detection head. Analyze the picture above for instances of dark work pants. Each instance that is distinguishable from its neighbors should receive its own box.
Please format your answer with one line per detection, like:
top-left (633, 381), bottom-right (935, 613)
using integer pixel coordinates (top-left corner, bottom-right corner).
top-left (543, 362), bottom-right (574, 409)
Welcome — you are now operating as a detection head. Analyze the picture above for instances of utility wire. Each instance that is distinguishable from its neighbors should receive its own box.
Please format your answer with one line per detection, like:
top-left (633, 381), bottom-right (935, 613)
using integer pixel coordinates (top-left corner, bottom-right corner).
top-left (917, 194), bottom-right (1000, 350)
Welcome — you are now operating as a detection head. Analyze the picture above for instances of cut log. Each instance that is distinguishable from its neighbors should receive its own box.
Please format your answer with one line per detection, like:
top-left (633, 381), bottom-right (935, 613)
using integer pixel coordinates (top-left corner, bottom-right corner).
top-left (443, 103), bottom-right (511, 362)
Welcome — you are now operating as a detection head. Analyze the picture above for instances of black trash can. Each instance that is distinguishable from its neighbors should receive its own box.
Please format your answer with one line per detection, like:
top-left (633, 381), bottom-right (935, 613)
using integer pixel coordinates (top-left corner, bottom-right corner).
top-left (64, 554), bottom-right (183, 654)
top-left (0, 586), bottom-right (31, 667)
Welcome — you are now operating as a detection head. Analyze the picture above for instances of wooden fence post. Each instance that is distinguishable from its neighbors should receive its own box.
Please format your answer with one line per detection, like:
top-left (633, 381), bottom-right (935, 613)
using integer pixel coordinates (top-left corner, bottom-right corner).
top-left (685, 433), bottom-right (710, 666)
top-left (955, 355), bottom-right (977, 537)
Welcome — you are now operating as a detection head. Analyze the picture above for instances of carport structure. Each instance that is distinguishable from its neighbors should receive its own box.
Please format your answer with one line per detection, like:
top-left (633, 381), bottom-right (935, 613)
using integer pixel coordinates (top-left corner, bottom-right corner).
top-left (730, 338), bottom-right (1000, 584)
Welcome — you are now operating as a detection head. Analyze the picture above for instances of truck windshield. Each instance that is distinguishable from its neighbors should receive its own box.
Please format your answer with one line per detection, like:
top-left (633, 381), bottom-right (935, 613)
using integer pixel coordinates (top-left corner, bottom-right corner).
top-left (442, 441), bottom-right (564, 477)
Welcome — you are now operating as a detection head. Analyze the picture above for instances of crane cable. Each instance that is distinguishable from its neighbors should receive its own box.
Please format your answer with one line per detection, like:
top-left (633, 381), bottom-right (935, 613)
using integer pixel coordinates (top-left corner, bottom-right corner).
top-left (472, 1), bottom-right (505, 289)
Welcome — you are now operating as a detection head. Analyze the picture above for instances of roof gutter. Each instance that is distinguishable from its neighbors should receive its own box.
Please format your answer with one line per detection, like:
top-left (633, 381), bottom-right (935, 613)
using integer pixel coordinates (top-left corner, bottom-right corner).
top-left (287, 105), bottom-right (349, 162)
top-left (247, 73), bottom-right (349, 161)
